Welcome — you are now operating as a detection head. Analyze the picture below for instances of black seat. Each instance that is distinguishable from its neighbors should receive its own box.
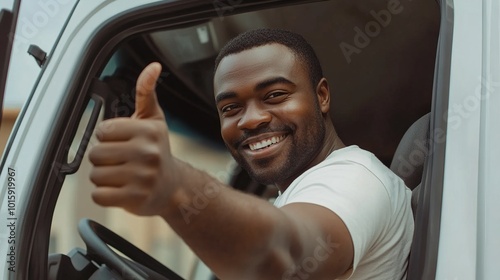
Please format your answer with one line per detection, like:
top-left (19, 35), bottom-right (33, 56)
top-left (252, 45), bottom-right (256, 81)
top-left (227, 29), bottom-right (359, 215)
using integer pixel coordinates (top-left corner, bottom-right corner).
top-left (390, 113), bottom-right (430, 216)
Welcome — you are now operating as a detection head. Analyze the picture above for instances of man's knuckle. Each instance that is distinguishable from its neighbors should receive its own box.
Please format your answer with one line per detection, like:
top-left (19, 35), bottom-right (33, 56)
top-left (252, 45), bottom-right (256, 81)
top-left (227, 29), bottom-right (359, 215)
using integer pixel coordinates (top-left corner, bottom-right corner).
top-left (137, 121), bottom-right (157, 138)
top-left (135, 168), bottom-right (158, 185)
top-left (140, 146), bottom-right (161, 165)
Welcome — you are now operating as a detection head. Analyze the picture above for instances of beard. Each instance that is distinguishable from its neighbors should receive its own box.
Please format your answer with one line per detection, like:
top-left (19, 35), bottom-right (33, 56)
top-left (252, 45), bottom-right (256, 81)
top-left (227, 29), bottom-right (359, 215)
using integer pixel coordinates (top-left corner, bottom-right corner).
top-left (229, 111), bottom-right (326, 186)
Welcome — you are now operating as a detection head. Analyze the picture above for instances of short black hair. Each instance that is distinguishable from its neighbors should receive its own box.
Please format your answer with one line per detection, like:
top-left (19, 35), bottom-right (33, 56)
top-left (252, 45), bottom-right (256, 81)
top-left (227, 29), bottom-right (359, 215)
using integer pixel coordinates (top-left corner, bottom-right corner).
top-left (214, 28), bottom-right (324, 90)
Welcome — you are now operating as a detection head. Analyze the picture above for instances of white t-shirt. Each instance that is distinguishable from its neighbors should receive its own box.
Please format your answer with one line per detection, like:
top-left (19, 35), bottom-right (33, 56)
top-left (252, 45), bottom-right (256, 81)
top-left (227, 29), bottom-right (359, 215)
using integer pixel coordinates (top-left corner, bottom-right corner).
top-left (273, 145), bottom-right (414, 280)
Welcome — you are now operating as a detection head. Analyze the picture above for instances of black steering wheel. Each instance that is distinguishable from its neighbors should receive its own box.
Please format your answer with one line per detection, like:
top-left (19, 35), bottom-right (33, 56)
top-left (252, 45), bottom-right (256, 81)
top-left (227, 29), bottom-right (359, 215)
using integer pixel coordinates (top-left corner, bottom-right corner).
top-left (78, 218), bottom-right (184, 280)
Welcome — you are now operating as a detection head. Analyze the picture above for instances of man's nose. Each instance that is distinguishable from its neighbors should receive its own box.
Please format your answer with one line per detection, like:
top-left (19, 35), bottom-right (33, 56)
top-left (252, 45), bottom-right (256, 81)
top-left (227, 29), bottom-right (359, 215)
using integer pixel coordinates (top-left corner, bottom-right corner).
top-left (237, 103), bottom-right (271, 130)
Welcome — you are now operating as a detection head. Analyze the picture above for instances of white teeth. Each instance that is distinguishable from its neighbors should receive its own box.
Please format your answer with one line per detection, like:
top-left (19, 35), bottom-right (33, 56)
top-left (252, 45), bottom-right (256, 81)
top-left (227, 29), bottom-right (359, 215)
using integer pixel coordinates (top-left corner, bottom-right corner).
top-left (249, 135), bottom-right (286, 151)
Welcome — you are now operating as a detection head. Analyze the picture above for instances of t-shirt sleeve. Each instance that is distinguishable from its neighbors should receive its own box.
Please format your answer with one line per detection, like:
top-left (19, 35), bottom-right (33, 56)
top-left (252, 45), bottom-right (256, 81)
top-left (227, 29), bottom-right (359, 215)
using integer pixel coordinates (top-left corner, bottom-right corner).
top-left (276, 161), bottom-right (392, 278)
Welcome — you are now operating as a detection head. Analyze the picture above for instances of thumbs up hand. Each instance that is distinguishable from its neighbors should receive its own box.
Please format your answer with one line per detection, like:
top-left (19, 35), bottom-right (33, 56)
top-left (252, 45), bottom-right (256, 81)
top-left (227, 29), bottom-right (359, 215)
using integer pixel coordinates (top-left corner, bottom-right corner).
top-left (89, 62), bottom-right (180, 216)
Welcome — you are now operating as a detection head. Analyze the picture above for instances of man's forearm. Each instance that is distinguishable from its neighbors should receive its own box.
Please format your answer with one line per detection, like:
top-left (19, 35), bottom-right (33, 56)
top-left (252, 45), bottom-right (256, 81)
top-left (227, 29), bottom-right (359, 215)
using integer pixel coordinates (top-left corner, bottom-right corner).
top-left (160, 160), bottom-right (297, 279)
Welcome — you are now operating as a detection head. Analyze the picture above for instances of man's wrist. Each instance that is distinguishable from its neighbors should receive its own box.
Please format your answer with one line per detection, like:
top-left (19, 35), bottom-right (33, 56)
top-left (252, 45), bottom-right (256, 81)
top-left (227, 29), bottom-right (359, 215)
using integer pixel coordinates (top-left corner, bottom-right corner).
top-left (160, 158), bottom-right (224, 222)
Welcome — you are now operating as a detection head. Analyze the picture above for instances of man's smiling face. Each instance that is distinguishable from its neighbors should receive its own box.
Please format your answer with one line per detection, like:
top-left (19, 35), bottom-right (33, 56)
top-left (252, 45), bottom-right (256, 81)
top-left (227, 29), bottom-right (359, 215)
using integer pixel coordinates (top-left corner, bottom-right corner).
top-left (214, 43), bottom-right (327, 187)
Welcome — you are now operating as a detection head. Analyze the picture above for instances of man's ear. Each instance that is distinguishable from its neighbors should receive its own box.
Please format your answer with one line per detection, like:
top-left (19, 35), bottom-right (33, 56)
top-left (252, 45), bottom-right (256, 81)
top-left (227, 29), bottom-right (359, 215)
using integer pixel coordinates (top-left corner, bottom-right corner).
top-left (315, 78), bottom-right (331, 114)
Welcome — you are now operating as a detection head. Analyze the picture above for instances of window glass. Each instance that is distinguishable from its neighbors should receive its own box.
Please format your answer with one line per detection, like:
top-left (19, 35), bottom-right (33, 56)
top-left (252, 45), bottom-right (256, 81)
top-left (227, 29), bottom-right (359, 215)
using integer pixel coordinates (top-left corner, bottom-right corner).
top-left (3, 0), bottom-right (78, 108)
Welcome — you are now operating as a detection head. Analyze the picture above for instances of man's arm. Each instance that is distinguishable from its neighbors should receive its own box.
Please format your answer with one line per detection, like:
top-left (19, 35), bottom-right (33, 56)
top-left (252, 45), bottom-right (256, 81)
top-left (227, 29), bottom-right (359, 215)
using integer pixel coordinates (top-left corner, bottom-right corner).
top-left (88, 62), bottom-right (353, 279)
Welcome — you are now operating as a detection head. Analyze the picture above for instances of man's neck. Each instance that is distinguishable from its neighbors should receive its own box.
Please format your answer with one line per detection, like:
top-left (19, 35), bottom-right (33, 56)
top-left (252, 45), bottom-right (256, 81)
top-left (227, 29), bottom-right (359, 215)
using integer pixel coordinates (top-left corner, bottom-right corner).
top-left (275, 121), bottom-right (344, 193)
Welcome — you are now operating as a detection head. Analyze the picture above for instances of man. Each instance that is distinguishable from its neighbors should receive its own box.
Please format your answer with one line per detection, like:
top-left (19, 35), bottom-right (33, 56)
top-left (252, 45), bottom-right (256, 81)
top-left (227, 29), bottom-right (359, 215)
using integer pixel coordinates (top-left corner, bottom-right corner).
top-left (89, 29), bottom-right (413, 279)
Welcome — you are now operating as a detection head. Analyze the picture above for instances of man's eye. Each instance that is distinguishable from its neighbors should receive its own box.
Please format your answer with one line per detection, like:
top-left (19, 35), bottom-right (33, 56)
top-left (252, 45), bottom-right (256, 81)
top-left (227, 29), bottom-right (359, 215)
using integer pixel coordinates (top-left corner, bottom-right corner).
top-left (221, 104), bottom-right (239, 114)
top-left (266, 91), bottom-right (289, 102)
top-left (267, 92), bottom-right (286, 99)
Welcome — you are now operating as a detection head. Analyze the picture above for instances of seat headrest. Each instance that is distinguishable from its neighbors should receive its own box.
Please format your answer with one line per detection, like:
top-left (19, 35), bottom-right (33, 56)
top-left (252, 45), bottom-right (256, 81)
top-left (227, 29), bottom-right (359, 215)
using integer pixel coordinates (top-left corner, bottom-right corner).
top-left (390, 113), bottom-right (430, 190)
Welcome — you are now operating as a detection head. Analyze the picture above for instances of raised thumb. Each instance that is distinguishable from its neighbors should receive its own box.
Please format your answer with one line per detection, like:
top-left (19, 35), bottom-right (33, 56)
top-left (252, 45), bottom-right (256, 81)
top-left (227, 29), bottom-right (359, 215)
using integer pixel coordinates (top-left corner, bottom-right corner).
top-left (133, 62), bottom-right (163, 119)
